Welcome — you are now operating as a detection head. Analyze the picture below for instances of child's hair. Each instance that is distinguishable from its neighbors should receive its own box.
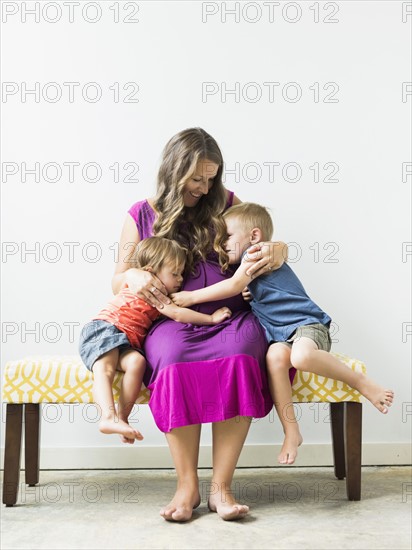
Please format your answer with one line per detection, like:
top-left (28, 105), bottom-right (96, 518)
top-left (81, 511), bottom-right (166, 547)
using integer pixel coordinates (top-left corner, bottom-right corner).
top-left (151, 128), bottom-right (227, 272)
top-left (215, 202), bottom-right (274, 271)
top-left (129, 237), bottom-right (186, 274)
top-left (224, 203), bottom-right (274, 240)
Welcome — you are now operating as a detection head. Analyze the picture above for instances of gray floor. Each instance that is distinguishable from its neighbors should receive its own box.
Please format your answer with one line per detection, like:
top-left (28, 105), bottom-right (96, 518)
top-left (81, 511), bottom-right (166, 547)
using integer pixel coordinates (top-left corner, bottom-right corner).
top-left (1, 467), bottom-right (411, 550)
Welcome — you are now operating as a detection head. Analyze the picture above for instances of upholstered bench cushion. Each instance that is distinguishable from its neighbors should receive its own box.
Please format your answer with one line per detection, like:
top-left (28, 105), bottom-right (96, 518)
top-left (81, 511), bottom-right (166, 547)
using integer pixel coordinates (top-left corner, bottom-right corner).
top-left (2, 354), bottom-right (365, 405)
top-left (293, 352), bottom-right (366, 402)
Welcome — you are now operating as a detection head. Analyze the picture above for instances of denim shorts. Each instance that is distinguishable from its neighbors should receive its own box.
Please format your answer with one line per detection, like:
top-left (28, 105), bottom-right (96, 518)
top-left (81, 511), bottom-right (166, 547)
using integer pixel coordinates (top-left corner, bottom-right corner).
top-left (79, 320), bottom-right (144, 372)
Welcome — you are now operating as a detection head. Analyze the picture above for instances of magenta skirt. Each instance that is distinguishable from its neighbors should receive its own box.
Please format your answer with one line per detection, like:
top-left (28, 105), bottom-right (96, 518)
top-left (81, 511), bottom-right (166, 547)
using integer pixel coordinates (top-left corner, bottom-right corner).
top-left (143, 259), bottom-right (273, 432)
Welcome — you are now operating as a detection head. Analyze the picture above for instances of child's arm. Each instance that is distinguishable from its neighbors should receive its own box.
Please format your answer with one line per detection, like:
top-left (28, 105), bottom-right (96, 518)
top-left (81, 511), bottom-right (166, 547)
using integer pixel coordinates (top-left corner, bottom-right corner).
top-left (171, 262), bottom-right (251, 308)
top-left (158, 302), bottom-right (232, 325)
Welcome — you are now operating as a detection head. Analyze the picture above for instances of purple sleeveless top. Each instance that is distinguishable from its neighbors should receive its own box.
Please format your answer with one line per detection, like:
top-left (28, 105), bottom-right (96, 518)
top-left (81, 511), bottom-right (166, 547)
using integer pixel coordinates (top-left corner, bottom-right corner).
top-left (128, 193), bottom-right (272, 432)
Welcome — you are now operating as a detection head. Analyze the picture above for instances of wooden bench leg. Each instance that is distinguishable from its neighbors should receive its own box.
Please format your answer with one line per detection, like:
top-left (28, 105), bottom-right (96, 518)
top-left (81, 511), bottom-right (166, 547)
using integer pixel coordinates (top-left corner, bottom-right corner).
top-left (2, 404), bottom-right (23, 506)
top-left (344, 402), bottom-right (362, 501)
top-left (24, 404), bottom-right (40, 486)
top-left (330, 402), bottom-right (346, 480)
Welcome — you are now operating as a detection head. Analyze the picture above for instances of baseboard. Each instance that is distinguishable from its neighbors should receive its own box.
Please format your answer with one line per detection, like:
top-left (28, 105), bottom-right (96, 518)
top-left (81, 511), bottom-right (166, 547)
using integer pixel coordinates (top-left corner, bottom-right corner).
top-left (1, 443), bottom-right (410, 470)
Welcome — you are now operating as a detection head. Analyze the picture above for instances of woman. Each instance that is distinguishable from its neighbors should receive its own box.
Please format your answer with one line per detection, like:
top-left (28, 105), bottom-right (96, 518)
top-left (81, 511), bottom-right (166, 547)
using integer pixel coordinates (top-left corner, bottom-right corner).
top-left (112, 128), bottom-right (287, 521)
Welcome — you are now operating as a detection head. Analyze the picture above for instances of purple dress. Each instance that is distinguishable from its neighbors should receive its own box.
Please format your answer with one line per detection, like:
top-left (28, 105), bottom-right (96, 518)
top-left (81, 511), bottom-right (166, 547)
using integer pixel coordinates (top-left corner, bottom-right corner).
top-left (128, 195), bottom-right (272, 432)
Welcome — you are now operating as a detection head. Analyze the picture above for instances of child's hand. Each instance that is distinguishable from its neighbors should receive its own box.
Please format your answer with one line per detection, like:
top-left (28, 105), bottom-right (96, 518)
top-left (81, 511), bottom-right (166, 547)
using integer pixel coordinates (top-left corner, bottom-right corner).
top-left (242, 286), bottom-right (252, 302)
top-left (211, 307), bottom-right (232, 324)
top-left (171, 291), bottom-right (194, 307)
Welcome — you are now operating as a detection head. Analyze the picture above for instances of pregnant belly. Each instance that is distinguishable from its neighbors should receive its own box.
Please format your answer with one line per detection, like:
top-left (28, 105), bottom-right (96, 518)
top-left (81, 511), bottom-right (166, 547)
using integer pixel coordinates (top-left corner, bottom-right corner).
top-left (144, 310), bottom-right (267, 367)
top-left (179, 258), bottom-right (250, 315)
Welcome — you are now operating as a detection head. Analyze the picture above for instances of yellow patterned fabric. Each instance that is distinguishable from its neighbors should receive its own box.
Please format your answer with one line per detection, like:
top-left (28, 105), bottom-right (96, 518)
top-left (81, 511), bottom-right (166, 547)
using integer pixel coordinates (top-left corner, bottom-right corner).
top-left (2, 353), bottom-right (365, 405)
top-left (2, 356), bottom-right (150, 405)
top-left (292, 352), bottom-right (365, 403)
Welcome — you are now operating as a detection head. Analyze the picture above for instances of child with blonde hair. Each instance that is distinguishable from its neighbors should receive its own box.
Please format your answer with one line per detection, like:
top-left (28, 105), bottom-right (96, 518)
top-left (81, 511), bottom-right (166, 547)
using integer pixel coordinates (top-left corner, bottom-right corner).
top-left (172, 203), bottom-right (394, 464)
top-left (79, 237), bottom-right (231, 444)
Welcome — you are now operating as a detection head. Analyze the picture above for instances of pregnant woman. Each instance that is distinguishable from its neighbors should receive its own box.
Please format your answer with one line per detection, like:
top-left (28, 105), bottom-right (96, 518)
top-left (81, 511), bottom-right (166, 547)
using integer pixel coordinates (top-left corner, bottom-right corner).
top-left (112, 128), bottom-right (287, 521)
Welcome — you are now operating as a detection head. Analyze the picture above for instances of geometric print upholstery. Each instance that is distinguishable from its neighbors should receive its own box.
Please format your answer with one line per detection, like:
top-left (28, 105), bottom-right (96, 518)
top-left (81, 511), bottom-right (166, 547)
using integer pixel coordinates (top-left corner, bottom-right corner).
top-left (2, 356), bottom-right (150, 405)
top-left (292, 352), bottom-right (365, 403)
top-left (2, 353), bottom-right (366, 405)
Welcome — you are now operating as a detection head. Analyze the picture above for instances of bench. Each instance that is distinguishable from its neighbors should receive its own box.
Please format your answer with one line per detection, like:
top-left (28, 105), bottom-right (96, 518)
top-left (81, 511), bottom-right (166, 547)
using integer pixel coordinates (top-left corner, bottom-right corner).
top-left (2, 353), bottom-right (365, 506)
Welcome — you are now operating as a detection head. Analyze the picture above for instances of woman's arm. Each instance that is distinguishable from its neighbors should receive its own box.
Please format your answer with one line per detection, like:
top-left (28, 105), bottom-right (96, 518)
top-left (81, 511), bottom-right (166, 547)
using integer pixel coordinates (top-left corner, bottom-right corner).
top-left (159, 303), bottom-right (232, 325)
top-left (112, 214), bottom-right (170, 308)
top-left (171, 263), bottom-right (251, 308)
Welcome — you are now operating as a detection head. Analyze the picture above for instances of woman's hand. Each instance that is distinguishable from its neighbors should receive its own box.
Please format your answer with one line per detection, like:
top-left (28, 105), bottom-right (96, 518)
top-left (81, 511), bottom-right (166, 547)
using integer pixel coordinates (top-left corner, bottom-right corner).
top-left (243, 241), bottom-right (288, 278)
top-left (124, 268), bottom-right (170, 308)
top-left (170, 291), bottom-right (194, 308)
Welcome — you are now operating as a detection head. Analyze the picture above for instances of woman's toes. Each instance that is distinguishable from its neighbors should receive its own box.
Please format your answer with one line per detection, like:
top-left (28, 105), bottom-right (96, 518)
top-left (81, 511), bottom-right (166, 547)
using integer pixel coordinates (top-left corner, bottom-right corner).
top-left (208, 495), bottom-right (250, 521)
top-left (160, 506), bottom-right (191, 522)
top-left (159, 507), bottom-right (174, 520)
top-left (222, 504), bottom-right (249, 521)
top-left (172, 508), bottom-right (190, 522)
top-left (235, 504), bottom-right (249, 517)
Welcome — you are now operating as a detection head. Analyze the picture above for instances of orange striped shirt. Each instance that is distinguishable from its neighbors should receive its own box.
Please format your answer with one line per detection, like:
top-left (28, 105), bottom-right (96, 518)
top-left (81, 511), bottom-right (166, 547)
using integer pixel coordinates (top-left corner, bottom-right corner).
top-left (94, 288), bottom-right (161, 349)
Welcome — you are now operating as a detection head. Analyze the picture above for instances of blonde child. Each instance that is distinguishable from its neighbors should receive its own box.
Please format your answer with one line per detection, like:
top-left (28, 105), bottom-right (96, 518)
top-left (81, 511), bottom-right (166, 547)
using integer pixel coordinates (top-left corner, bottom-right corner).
top-left (172, 203), bottom-right (394, 464)
top-left (79, 237), bottom-right (231, 444)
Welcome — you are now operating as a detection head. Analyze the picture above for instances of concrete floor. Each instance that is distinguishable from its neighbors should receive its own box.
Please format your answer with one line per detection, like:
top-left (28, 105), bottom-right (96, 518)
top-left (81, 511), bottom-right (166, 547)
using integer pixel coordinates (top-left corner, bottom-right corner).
top-left (1, 467), bottom-right (411, 550)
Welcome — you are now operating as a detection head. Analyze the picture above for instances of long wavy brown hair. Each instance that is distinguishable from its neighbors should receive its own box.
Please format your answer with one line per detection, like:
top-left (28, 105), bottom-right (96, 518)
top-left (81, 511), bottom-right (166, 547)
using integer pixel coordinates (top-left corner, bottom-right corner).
top-left (152, 128), bottom-right (227, 272)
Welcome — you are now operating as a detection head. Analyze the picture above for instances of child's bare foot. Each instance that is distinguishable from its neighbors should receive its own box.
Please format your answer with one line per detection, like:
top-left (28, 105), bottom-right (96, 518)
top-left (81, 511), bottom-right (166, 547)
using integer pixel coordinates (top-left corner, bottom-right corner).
top-left (278, 431), bottom-right (303, 465)
top-left (208, 483), bottom-right (249, 521)
top-left (160, 482), bottom-right (201, 522)
top-left (98, 418), bottom-right (143, 444)
top-left (357, 376), bottom-right (394, 413)
top-left (117, 413), bottom-right (143, 444)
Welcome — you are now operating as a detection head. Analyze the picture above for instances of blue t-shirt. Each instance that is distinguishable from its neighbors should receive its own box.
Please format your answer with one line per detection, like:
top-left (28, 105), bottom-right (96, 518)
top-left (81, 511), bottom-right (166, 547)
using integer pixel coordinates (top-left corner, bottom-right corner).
top-left (247, 262), bottom-right (331, 343)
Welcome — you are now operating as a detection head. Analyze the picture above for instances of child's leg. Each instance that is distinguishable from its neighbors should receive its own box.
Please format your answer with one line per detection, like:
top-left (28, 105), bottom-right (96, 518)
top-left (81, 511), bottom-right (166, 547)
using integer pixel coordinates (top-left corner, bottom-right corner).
top-left (290, 336), bottom-right (394, 413)
top-left (117, 349), bottom-right (146, 442)
top-left (92, 349), bottom-right (143, 443)
top-left (266, 343), bottom-right (303, 465)
top-left (92, 348), bottom-right (119, 426)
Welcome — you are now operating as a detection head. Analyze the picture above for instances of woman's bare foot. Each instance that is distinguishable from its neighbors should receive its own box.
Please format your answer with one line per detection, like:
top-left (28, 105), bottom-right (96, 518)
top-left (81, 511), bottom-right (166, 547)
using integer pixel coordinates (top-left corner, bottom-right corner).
top-left (98, 418), bottom-right (143, 444)
top-left (278, 431), bottom-right (303, 465)
top-left (160, 481), bottom-right (201, 522)
top-left (208, 483), bottom-right (249, 521)
top-left (357, 376), bottom-right (394, 413)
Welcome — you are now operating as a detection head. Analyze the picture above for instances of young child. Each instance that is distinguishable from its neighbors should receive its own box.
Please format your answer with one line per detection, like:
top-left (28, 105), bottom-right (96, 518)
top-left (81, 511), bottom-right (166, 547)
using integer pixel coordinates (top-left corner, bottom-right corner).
top-left (171, 203), bottom-right (394, 464)
top-left (79, 237), bottom-right (231, 444)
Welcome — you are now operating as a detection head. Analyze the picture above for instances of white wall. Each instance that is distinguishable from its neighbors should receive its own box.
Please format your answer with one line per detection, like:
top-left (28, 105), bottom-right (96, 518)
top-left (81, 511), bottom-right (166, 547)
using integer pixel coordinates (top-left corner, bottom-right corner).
top-left (1, 1), bottom-right (411, 466)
